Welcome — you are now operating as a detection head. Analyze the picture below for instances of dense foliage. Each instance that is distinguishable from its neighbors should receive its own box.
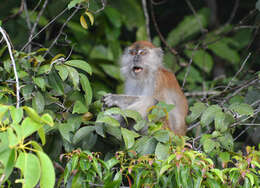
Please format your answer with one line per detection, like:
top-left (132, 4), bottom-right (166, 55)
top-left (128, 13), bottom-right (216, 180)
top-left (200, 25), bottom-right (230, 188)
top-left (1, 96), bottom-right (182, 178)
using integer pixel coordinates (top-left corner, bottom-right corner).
top-left (0, 0), bottom-right (260, 187)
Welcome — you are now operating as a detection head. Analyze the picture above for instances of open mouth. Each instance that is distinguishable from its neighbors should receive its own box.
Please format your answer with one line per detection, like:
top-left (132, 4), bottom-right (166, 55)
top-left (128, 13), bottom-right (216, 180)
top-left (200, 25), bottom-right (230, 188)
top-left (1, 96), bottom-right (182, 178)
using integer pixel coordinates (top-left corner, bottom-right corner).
top-left (133, 66), bottom-right (143, 73)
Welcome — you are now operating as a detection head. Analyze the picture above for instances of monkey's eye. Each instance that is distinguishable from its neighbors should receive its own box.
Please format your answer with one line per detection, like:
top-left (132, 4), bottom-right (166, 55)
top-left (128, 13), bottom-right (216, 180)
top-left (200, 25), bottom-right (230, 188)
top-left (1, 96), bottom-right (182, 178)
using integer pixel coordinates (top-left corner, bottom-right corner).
top-left (129, 50), bottom-right (137, 56)
top-left (139, 49), bottom-right (147, 55)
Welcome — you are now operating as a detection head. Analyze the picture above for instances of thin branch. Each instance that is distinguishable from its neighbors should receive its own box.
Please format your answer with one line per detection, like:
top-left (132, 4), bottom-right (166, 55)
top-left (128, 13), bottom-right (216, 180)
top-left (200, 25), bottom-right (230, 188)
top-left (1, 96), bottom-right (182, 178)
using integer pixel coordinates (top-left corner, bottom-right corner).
top-left (142, 0), bottom-right (151, 41)
top-left (222, 78), bottom-right (259, 106)
top-left (27, 0), bottom-right (49, 53)
top-left (187, 122), bottom-right (200, 131)
top-left (182, 44), bottom-right (200, 89)
top-left (225, 0), bottom-right (240, 25)
top-left (222, 52), bottom-right (251, 93)
top-left (0, 27), bottom-right (20, 108)
top-left (43, 7), bottom-right (79, 58)
top-left (185, 0), bottom-right (207, 33)
top-left (23, 0), bottom-right (32, 30)
top-left (184, 90), bottom-right (220, 97)
top-left (2, 0), bottom-right (24, 23)
top-left (150, 0), bottom-right (178, 55)
top-left (94, 0), bottom-right (107, 14)
top-left (21, 7), bottom-right (68, 51)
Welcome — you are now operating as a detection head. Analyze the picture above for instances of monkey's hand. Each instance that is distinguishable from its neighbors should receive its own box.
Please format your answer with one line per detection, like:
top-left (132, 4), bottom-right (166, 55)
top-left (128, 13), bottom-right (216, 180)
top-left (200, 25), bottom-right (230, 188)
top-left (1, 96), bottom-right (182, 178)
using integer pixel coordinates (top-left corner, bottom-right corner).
top-left (102, 94), bottom-right (141, 109)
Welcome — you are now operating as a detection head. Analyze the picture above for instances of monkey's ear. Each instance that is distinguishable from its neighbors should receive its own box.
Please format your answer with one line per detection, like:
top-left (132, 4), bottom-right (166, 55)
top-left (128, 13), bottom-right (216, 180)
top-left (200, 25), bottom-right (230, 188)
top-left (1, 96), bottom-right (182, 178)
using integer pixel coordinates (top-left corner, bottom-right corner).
top-left (153, 47), bottom-right (163, 58)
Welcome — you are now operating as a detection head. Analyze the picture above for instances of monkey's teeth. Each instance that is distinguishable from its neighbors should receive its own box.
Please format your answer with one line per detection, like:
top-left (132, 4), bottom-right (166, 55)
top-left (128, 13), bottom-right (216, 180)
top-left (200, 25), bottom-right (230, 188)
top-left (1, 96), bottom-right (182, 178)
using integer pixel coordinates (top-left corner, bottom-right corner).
top-left (133, 67), bottom-right (143, 73)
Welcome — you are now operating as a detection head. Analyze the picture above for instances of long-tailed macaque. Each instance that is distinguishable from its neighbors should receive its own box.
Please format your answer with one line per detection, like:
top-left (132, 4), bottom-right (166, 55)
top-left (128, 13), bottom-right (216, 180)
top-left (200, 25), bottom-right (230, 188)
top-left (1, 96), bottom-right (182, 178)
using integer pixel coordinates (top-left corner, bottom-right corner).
top-left (103, 41), bottom-right (188, 135)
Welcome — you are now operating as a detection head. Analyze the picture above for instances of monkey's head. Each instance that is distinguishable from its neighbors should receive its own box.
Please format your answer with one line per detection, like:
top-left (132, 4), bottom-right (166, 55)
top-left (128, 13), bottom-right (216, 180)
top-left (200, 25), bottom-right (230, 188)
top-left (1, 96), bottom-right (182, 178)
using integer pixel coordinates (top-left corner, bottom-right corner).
top-left (121, 41), bottom-right (163, 80)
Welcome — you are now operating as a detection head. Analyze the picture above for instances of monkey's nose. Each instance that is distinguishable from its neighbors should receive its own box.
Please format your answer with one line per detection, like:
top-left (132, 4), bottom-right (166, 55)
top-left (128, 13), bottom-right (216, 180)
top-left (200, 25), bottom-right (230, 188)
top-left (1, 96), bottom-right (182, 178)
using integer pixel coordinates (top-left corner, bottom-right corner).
top-left (133, 55), bottom-right (140, 62)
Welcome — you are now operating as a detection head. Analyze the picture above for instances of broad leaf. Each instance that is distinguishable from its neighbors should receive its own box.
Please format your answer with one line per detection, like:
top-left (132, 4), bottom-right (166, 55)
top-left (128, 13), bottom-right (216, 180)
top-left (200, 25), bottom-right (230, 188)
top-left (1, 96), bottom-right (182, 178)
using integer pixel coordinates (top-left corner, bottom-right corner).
top-left (121, 128), bottom-right (139, 149)
top-left (37, 151), bottom-right (55, 188)
top-left (65, 60), bottom-right (92, 75)
top-left (15, 152), bottom-right (41, 188)
top-left (200, 105), bottom-right (222, 127)
top-left (73, 126), bottom-right (95, 144)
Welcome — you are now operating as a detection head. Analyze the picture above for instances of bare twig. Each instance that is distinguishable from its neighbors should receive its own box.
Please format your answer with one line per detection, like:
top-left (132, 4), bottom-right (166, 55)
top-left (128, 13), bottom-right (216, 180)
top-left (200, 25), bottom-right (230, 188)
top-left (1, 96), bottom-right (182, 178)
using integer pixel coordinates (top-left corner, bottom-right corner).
top-left (27, 0), bottom-right (49, 53)
top-left (0, 27), bottom-right (20, 108)
top-left (182, 44), bottom-right (200, 89)
top-left (185, 0), bottom-right (207, 33)
top-left (43, 7), bottom-right (79, 58)
top-left (222, 52), bottom-right (252, 93)
top-left (187, 122), bottom-right (200, 131)
top-left (222, 78), bottom-right (259, 105)
top-left (94, 0), bottom-right (107, 14)
top-left (23, 0), bottom-right (32, 30)
top-left (142, 0), bottom-right (151, 41)
top-left (150, 0), bottom-right (178, 56)
top-left (21, 7), bottom-right (68, 51)
top-left (225, 0), bottom-right (240, 25)
top-left (2, 0), bottom-right (24, 23)
top-left (184, 91), bottom-right (220, 97)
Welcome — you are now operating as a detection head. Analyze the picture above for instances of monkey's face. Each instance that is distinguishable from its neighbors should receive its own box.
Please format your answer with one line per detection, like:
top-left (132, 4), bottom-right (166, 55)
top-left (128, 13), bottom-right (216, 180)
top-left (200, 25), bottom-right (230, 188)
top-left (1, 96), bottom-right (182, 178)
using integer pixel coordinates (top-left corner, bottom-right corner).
top-left (121, 42), bottom-right (163, 80)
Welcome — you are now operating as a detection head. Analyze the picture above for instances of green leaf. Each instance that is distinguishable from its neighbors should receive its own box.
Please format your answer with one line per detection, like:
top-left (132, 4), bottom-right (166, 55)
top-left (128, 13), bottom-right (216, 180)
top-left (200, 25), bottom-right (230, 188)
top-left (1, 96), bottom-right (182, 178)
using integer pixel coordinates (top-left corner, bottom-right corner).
top-left (79, 73), bottom-right (92, 105)
top-left (55, 64), bottom-right (69, 81)
top-left (155, 142), bottom-right (169, 160)
top-left (229, 102), bottom-right (254, 116)
top-left (73, 126), bottom-right (95, 144)
top-left (36, 151), bottom-right (55, 188)
top-left (38, 127), bottom-right (46, 145)
top-left (203, 138), bottom-right (217, 153)
top-left (73, 100), bottom-right (88, 114)
top-left (121, 128), bottom-right (139, 149)
top-left (167, 8), bottom-right (210, 46)
top-left (0, 105), bottom-right (9, 121)
top-left (0, 135), bottom-right (15, 182)
top-left (21, 117), bottom-right (43, 138)
top-left (210, 169), bottom-right (224, 182)
top-left (96, 114), bottom-right (120, 127)
top-left (15, 152), bottom-right (41, 188)
top-left (219, 152), bottom-right (230, 163)
top-left (105, 125), bottom-right (122, 140)
top-left (135, 137), bottom-right (157, 155)
top-left (38, 64), bottom-right (51, 75)
top-left (65, 60), bottom-right (92, 75)
top-left (184, 49), bottom-right (213, 73)
top-left (104, 7), bottom-right (122, 28)
top-left (153, 130), bottom-right (170, 143)
top-left (33, 77), bottom-right (46, 91)
top-left (48, 71), bottom-right (64, 95)
top-left (100, 64), bottom-right (121, 80)
top-left (217, 133), bottom-right (234, 150)
top-left (208, 38), bottom-right (240, 64)
top-left (124, 109), bottom-right (142, 122)
top-left (105, 158), bottom-right (119, 170)
top-left (10, 106), bottom-right (23, 124)
top-left (186, 102), bottom-right (207, 123)
top-left (41, 113), bottom-right (54, 126)
top-left (214, 112), bottom-right (234, 132)
top-left (7, 127), bottom-right (19, 147)
top-left (32, 91), bottom-right (45, 113)
top-left (66, 66), bottom-right (80, 90)
top-left (200, 105), bottom-right (222, 127)
top-left (68, 0), bottom-right (85, 9)
top-left (23, 106), bottom-right (42, 124)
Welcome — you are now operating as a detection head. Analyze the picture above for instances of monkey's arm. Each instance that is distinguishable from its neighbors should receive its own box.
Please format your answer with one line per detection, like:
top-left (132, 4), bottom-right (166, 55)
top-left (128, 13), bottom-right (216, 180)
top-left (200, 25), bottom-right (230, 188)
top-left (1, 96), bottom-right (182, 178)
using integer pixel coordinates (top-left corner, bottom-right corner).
top-left (103, 94), bottom-right (157, 118)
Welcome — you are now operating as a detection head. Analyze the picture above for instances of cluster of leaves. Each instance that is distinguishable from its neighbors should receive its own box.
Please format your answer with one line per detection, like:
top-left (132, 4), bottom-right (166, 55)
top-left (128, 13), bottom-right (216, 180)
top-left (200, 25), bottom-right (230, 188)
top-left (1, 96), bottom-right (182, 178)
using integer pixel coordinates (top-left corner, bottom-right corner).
top-left (59, 143), bottom-right (260, 187)
top-left (0, 105), bottom-right (55, 187)
top-left (187, 101), bottom-right (255, 155)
